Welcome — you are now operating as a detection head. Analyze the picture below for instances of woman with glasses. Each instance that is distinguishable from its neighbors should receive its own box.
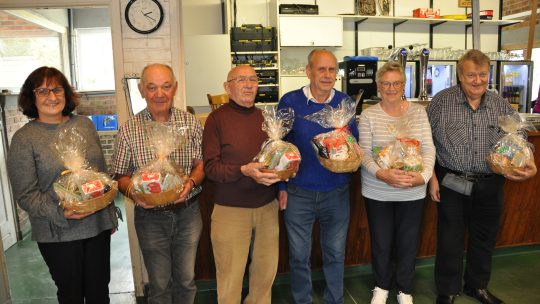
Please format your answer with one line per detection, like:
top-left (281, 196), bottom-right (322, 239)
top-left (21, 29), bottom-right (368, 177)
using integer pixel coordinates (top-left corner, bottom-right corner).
top-left (7, 66), bottom-right (117, 304)
top-left (357, 61), bottom-right (436, 304)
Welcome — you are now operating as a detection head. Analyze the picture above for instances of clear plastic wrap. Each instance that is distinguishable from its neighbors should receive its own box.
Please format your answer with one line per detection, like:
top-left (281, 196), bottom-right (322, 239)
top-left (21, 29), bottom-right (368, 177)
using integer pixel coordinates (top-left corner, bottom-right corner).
top-left (373, 109), bottom-right (424, 172)
top-left (304, 98), bottom-right (363, 173)
top-left (487, 114), bottom-right (535, 175)
top-left (131, 122), bottom-right (187, 206)
top-left (53, 127), bottom-right (117, 213)
top-left (254, 107), bottom-right (301, 180)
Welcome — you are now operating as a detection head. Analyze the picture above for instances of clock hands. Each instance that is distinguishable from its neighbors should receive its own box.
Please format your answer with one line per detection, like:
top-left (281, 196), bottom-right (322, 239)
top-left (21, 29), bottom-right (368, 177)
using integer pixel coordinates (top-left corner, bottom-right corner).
top-left (142, 11), bottom-right (156, 22)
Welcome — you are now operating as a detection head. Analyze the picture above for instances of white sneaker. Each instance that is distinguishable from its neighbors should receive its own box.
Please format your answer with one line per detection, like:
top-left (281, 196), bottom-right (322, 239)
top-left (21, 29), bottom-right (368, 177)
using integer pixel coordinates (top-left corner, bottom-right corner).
top-left (371, 286), bottom-right (389, 304)
top-left (397, 291), bottom-right (413, 304)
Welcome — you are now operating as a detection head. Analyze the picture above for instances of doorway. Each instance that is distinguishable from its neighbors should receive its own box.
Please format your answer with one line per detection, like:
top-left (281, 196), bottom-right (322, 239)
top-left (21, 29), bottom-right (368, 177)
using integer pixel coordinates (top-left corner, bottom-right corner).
top-left (0, 3), bottom-right (134, 302)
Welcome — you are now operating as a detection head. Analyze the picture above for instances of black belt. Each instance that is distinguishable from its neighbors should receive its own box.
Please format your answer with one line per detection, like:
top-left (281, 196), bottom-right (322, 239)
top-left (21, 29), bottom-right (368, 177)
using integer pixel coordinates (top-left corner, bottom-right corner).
top-left (142, 195), bottom-right (199, 212)
top-left (443, 167), bottom-right (495, 181)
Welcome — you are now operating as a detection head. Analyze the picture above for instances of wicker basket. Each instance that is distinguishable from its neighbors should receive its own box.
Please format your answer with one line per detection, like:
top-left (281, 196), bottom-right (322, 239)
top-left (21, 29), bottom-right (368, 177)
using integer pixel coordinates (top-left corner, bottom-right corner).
top-left (132, 186), bottom-right (183, 206)
top-left (61, 184), bottom-right (117, 214)
top-left (487, 157), bottom-right (512, 175)
top-left (319, 154), bottom-right (362, 173)
top-left (261, 167), bottom-right (297, 181)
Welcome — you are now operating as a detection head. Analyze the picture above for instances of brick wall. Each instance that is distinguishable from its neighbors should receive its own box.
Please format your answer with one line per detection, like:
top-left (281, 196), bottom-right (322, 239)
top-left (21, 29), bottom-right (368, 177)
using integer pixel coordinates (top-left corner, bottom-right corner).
top-left (502, 0), bottom-right (537, 16)
top-left (0, 11), bottom-right (52, 37)
top-left (502, 0), bottom-right (540, 31)
top-left (77, 93), bottom-right (117, 115)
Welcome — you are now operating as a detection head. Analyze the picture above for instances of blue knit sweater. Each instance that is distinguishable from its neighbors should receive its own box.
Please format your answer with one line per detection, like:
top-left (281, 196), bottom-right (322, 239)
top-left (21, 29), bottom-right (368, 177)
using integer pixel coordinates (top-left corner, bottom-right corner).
top-left (277, 88), bottom-right (359, 192)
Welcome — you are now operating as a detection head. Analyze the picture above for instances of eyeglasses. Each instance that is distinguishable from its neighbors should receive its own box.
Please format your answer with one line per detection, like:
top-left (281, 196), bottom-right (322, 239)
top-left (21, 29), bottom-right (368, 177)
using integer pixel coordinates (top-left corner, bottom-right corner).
top-left (227, 76), bottom-right (259, 84)
top-left (463, 72), bottom-right (489, 80)
top-left (146, 83), bottom-right (175, 93)
top-left (34, 87), bottom-right (64, 97)
top-left (379, 81), bottom-right (404, 89)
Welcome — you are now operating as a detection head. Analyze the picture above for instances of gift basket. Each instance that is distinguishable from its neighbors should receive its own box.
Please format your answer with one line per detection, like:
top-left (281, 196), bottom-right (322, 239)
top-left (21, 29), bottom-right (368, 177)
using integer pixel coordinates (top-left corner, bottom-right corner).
top-left (373, 110), bottom-right (424, 172)
top-left (53, 127), bottom-right (117, 213)
top-left (254, 107), bottom-right (301, 180)
top-left (487, 114), bottom-right (535, 175)
top-left (130, 122), bottom-right (187, 206)
top-left (305, 98), bottom-right (363, 173)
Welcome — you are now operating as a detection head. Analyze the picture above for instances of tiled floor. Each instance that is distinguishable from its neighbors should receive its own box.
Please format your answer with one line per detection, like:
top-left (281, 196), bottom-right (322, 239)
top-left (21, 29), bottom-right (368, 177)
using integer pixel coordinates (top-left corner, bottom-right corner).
top-left (4, 198), bottom-right (540, 304)
top-left (4, 198), bottom-right (136, 303)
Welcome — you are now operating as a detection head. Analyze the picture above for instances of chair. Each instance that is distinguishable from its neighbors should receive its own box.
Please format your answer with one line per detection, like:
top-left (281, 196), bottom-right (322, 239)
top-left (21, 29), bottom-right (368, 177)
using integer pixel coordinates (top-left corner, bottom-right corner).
top-left (207, 93), bottom-right (229, 111)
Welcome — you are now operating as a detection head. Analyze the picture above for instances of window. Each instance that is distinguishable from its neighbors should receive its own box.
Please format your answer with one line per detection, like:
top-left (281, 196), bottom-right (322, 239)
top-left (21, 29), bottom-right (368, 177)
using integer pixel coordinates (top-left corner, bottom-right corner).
top-left (73, 27), bottom-right (114, 91)
top-left (0, 10), bottom-right (64, 92)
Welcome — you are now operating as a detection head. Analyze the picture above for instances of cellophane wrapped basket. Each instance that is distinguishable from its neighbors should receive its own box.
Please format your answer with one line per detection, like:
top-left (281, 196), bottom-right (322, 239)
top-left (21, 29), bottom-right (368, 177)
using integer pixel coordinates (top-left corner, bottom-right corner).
top-left (305, 98), bottom-right (363, 173)
top-left (53, 127), bottom-right (117, 213)
top-left (131, 122), bottom-right (186, 206)
top-left (373, 108), bottom-right (424, 172)
top-left (487, 114), bottom-right (535, 175)
top-left (254, 107), bottom-right (301, 180)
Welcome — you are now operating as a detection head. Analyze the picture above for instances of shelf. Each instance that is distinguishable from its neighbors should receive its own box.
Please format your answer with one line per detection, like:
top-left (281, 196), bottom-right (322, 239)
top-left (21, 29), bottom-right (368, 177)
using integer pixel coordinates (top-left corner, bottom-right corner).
top-left (277, 14), bottom-right (523, 26)
top-left (258, 84), bottom-right (279, 87)
top-left (253, 67), bottom-right (278, 70)
top-left (230, 51), bottom-right (278, 55)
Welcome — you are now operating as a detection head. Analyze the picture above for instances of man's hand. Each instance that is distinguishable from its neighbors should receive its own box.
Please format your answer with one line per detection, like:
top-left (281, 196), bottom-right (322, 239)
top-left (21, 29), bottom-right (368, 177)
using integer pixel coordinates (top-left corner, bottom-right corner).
top-left (279, 190), bottom-right (288, 210)
top-left (241, 162), bottom-right (280, 186)
top-left (428, 174), bottom-right (440, 202)
top-left (175, 178), bottom-right (194, 203)
top-left (130, 192), bottom-right (156, 209)
top-left (505, 158), bottom-right (537, 182)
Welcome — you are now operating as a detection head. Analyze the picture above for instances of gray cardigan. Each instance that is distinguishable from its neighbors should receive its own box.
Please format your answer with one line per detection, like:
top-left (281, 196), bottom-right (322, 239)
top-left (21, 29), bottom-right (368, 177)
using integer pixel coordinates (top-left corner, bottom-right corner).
top-left (7, 115), bottom-right (117, 243)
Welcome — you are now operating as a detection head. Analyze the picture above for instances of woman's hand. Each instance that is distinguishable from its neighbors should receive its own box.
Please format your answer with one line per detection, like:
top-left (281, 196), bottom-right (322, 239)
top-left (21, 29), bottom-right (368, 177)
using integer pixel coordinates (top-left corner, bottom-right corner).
top-left (63, 209), bottom-right (95, 219)
top-left (376, 168), bottom-right (415, 188)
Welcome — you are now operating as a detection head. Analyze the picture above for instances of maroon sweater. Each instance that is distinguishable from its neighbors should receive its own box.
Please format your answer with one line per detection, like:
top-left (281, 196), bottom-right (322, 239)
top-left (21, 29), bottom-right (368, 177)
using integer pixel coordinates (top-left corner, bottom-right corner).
top-left (202, 100), bottom-right (277, 208)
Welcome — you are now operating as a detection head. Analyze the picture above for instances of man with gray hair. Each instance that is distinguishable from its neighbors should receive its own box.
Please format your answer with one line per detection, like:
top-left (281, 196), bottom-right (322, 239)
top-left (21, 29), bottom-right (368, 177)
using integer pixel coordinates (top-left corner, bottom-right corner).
top-left (112, 63), bottom-right (204, 303)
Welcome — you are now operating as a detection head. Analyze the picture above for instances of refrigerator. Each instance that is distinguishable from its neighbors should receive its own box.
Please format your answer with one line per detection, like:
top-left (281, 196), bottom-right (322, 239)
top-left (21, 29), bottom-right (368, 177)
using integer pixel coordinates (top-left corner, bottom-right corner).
top-left (497, 61), bottom-right (534, 113)
top-left (424, 61), bottom-right (457, 98)
top-left (377, 61), bottom-right (417, 99)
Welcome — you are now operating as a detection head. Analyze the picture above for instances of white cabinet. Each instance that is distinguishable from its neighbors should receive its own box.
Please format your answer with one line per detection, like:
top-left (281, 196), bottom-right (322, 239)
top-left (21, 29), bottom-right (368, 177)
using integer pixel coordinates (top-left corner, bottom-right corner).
top-left (279, 16), bottom-right (343, 46)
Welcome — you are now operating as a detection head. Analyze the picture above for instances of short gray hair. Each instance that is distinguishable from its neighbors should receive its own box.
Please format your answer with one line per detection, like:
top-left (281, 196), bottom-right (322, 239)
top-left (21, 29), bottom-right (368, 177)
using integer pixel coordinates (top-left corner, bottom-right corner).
top-left (376, 61), bottom-right (406, 84)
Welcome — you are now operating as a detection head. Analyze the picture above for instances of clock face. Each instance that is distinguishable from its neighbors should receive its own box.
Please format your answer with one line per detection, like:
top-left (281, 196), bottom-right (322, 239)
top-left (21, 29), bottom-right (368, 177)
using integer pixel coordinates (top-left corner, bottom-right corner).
top-left (125, 0), bottom-right (164, 34)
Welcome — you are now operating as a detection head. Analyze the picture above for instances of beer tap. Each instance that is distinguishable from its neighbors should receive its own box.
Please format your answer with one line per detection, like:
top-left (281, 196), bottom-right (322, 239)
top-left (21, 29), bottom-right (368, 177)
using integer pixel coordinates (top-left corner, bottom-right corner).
top-left (418, 48), bottom-right (430, 101)
top-left (397, 48), bottom-right (408, 100)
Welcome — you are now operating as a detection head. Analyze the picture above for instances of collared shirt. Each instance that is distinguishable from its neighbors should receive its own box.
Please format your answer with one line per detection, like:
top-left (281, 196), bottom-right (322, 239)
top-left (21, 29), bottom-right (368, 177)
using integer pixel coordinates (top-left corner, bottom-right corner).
top-left (427, 84), bottom-right (523, 174)
top-left (111, 107), bottom-right (203, 199)
top-left (303, 85), bottom-right (336, 104)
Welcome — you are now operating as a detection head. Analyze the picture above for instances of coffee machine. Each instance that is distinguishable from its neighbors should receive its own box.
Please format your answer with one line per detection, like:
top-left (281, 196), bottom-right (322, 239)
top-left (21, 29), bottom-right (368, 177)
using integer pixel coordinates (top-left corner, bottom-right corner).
top-left (339, 56), bottom-right (378, 114)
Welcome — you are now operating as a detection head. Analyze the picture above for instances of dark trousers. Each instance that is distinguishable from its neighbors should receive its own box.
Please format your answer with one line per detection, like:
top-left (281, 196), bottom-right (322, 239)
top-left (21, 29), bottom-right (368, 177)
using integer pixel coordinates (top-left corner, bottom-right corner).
top-left (434, 168), bottom-right (505, 295)
top-left (38, 230), bottom-right (111, 304)
top-left (364, 197), bottom-right (425, 293)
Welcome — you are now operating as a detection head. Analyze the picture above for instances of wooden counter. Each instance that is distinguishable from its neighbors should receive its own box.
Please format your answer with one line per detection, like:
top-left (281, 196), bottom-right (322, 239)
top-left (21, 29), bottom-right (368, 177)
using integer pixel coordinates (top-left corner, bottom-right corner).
top-left (194, 132), bottom-right (540, 280)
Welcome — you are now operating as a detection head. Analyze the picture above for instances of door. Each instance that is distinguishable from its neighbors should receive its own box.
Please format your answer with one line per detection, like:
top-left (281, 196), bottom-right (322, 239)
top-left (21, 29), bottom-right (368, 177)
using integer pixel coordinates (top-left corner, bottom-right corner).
top-left (0, 98), bottom-right (17, 250)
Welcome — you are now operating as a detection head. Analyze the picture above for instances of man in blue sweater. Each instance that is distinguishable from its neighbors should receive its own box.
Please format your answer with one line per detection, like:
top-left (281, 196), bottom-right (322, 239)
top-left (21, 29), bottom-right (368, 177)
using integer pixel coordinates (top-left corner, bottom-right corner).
top-left (278, 49), bottom-right (359, 304)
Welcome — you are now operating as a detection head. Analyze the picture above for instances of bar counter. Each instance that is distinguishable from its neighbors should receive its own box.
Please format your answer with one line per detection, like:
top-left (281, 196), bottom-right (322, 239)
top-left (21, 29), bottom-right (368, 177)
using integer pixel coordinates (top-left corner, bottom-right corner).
top-left (193, 132), bottom-right (540, 280)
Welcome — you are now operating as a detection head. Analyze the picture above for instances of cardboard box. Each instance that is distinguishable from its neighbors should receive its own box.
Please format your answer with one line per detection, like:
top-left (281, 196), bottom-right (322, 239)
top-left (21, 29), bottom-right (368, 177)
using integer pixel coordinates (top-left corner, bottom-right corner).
top-left (413, 8), bottom-right (441, 19)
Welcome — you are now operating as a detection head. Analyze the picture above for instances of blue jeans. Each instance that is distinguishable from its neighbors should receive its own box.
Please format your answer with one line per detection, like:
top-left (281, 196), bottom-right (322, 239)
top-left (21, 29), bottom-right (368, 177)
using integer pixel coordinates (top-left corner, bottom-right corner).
top-left (284, 184), bottom-right (350, 304)
top-left (135, 200), bottom-right (203, 304)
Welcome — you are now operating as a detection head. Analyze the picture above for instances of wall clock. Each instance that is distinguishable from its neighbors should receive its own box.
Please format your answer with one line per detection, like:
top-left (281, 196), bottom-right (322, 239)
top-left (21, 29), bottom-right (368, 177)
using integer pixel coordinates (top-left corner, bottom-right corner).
top-left (125, 0), bottom-right (164, 34)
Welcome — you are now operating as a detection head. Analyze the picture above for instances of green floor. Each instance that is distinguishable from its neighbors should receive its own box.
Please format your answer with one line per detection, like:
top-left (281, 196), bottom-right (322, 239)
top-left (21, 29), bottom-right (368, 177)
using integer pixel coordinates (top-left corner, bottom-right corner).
top-left (5, 200), bottom-right (540, 304)
top-left (194, 244), bottom-right (540, 304)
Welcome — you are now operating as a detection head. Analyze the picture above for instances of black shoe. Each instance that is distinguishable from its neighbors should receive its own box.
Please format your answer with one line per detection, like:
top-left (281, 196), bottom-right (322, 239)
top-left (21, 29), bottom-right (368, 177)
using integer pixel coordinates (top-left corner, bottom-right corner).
top-left (463, 285), bottom-right (504, 304)
top-left (436, 294), bottom-right (457, 304)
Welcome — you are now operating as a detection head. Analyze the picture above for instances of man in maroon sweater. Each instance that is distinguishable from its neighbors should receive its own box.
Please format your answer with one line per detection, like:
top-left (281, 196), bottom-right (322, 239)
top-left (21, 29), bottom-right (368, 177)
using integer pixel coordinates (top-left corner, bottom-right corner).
top-left (202, 65), bottom-right (281, 304)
